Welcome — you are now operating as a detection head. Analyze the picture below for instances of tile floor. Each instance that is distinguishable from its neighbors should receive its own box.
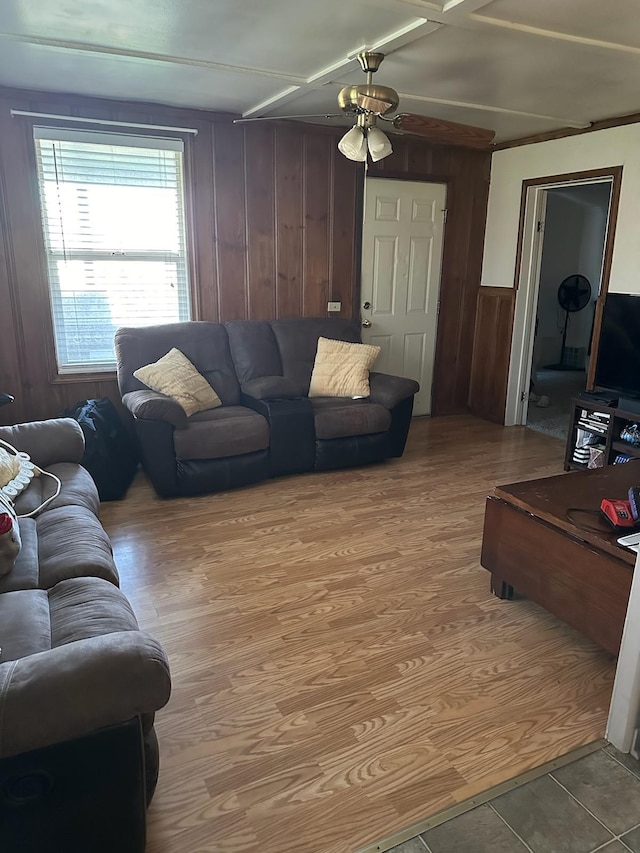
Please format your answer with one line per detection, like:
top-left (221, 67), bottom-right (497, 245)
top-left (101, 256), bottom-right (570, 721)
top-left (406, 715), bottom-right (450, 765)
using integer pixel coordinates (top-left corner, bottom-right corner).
top-left (389, 746), bottom-right (640, 853)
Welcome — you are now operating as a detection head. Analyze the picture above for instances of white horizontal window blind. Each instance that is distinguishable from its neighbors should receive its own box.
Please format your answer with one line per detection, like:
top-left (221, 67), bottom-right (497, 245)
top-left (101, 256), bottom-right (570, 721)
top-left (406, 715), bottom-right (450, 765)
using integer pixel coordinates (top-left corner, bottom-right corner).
top-left (34, 127), bottom-right (191, 373)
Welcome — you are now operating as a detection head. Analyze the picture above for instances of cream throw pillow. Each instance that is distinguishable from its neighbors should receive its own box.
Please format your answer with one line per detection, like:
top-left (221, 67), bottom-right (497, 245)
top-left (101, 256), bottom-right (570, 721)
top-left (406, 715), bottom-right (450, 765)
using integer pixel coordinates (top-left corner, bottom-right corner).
top-left (308, 337), bottom-right (380, 398)
top-left (134, 348), bottom-right (222, 417)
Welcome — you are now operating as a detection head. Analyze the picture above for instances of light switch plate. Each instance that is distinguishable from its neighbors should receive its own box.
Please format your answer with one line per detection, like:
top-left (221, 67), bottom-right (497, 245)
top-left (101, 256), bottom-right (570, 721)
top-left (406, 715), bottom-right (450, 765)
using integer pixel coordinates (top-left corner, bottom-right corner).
top-left (327, 301), bottom-right (341, 312)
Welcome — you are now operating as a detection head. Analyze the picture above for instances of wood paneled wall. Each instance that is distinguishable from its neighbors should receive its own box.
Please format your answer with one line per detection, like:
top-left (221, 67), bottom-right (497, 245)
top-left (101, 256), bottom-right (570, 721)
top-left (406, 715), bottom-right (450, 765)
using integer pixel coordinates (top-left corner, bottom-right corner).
top-left (0, 85), bottom-right (490, 425)
top-left (468, 286), bottom-right (516, 424)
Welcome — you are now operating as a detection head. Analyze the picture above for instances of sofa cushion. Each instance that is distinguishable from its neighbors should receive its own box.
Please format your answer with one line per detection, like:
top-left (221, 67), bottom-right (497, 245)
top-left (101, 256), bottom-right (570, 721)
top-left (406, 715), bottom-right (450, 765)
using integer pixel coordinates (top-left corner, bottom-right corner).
top-left (14, 463), bottom-right (99, 518)
top-left (226, 321), bottom-right (283, 383)
top-left (173, 407), bottom-right (269, 461)
top-left (49, 578), bottom-right (138, 647)
top-left (0, 589), bottom-right (51, 661)
top-left (0, 419), bottom-right (85, 469)
top-left (309, 337), bottom-right (380, 398)
top-left (270, 318), bottom-right (361, 392)
top-left (0, 507), bottom-right (118, 594)
top-left (134, 348), bottom-right (222, 417)
top-left (0, 579), bottom-right (139, 665)
top-left (39, 507), bottom-right (118, 589)
top-left (116, 322), bottom-right (242, 405)
top-left (311, 398), bottom-right (391, 440)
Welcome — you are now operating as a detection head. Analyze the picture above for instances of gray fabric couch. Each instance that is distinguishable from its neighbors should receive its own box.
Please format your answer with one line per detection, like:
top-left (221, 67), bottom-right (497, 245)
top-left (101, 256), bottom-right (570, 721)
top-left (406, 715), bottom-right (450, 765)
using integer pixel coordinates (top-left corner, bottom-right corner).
top-left (0, 418), bottom-right (171, 853)
top-left (116, 318), bottom-right (419, 498)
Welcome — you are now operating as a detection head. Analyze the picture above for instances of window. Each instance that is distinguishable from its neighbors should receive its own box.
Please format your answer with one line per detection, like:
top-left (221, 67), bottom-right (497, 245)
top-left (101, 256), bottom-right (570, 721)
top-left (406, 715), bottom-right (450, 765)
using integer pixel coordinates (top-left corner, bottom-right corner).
top-left (34, 127), bottom-right (191, 373)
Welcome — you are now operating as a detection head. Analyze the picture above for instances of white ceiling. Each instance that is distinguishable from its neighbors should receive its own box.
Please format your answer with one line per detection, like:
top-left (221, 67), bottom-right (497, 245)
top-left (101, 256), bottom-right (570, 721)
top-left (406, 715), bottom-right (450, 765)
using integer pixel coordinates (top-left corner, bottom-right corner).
top-left (1, 0), bottom-right (640, 142)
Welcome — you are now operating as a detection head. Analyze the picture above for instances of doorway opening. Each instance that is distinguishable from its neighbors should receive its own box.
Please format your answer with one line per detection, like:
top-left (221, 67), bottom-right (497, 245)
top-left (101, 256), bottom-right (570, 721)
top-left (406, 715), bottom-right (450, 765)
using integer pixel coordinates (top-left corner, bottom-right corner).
top-left (505, 166), bottom-right (622, 433)
top-left (527, 182), bottom-right (612, 440)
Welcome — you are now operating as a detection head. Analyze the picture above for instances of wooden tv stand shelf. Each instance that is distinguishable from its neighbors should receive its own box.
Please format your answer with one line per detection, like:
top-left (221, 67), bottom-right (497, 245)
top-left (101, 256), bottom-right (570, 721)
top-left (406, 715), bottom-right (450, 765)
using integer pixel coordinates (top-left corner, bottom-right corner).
top-left (565, 396), bottom-right (640, 470)
top-left (481, 462), bottom-right (640, 655)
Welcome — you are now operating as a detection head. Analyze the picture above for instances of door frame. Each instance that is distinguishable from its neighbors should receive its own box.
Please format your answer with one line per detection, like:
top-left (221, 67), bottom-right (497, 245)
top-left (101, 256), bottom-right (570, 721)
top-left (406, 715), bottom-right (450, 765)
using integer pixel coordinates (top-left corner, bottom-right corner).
top-left (505, 166), bottom-right (623, 426)
top-left (360, 170), bottom-right (450, 415)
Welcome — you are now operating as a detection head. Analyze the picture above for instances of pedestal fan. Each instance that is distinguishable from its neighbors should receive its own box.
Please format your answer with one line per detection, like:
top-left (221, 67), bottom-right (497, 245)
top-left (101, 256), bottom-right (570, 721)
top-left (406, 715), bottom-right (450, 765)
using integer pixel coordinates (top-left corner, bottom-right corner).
top-left (548, 274), bottom-right (592, 370)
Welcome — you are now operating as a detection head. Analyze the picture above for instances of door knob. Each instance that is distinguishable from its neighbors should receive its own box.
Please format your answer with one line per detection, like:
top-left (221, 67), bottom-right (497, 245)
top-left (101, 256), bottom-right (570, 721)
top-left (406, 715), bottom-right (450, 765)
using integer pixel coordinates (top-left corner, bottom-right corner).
top-left (361, 319), bottom-right (372, 328)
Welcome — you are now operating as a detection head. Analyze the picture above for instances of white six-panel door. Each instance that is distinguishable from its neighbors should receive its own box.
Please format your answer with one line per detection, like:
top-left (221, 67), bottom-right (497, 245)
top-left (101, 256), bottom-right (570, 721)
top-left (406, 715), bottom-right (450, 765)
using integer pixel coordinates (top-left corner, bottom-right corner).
top-left (360, 178), bottom-right (446, 416)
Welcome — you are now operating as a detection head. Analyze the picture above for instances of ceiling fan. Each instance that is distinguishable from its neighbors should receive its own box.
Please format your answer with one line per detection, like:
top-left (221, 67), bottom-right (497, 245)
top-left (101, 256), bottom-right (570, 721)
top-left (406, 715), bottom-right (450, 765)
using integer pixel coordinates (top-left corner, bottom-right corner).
top-left (234, 51), bottom-right (496, 162)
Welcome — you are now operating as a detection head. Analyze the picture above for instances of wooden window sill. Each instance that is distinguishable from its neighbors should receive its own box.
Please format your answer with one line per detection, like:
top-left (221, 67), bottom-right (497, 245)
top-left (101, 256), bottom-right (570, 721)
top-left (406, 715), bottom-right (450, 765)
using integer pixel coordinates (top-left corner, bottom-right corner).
top-left (51, 371), bottom-right (117, 385)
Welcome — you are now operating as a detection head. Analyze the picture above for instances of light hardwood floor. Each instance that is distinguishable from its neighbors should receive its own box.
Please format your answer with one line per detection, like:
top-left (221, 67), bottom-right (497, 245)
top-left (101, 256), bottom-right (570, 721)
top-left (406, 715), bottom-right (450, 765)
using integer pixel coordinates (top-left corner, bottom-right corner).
top-left (100, 415), bottom-right (616, 853)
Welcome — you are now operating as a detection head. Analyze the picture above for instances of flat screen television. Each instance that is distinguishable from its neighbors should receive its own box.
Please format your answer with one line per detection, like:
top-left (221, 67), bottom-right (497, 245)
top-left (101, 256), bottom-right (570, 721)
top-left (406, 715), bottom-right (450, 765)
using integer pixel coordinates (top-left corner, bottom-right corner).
top-left (595, 293), bottom-right (640, 399)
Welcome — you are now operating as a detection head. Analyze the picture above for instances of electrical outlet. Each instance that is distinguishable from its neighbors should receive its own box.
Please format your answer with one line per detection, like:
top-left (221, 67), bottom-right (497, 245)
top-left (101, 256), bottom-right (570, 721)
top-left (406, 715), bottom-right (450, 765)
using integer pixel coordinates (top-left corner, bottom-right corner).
top-left (327, 301), bottom-right (341, 312)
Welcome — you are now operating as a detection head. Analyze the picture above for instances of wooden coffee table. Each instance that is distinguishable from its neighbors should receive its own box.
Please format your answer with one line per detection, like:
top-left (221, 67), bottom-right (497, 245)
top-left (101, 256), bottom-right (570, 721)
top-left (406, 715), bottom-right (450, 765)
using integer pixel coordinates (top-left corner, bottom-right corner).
top-left (481, 461), bottom-right (640, 655)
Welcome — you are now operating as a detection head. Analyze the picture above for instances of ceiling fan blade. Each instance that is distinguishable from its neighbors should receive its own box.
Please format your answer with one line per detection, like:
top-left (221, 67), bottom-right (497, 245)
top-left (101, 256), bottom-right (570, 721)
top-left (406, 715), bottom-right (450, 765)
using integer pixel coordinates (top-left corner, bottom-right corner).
top-left (392, 113), bottom-right (496, 149)
top-left (234, 114), bottom-right (342, 124)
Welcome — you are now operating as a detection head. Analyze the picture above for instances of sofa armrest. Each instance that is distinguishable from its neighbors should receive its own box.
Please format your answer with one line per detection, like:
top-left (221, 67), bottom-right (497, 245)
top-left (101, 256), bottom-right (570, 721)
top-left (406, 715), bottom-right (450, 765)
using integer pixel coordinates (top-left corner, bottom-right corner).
top-left (241, 376), bottom-right (305, 400)
top-left (122, 390), bottom-right (187, 429)
top-left (0, 631), bottom-right (171, 758)
top-left (0, 418), bottom-right (85, 467)
top-left (368, 373), bottom-right (420, 410)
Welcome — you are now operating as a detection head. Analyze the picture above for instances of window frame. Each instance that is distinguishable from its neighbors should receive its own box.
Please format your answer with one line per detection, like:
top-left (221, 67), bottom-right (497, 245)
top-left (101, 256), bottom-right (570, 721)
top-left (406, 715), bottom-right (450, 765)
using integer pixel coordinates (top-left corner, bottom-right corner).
top-left (29, 120), bottom-right (198, 382)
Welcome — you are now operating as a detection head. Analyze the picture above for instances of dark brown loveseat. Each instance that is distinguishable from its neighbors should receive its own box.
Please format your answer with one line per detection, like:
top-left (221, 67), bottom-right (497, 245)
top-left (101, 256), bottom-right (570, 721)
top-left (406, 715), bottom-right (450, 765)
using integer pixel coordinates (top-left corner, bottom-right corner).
top-left (116, 318), bottom-right (419, 498)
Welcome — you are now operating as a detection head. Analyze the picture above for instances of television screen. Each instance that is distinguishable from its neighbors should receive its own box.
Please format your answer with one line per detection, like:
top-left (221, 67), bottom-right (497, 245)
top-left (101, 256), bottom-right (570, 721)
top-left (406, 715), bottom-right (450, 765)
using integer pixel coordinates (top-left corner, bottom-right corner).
top-left (595, 294), bottom-right (640, 398)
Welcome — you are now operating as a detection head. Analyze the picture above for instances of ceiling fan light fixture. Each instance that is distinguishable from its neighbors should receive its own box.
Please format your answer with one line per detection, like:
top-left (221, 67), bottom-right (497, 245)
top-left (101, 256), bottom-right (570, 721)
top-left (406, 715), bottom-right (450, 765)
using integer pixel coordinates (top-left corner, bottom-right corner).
top-left (367, 126), bottom-right (393, 162)
top-left (338, 84), bottom-right (399, 117)
top-left (338, 125), bottom-right (367, 161)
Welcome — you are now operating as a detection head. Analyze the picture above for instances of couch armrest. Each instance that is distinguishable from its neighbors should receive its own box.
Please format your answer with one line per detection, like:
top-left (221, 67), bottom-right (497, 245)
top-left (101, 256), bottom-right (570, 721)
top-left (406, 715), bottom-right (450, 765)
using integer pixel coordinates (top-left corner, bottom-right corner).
top-left (0, 418), bottom-right (85, 467)
top-left (122, 390), bottom-right (187, 429)
top-left (368, 373), bottom-right (420, 410)
top-left (241, 376), bottom-right (305, 400)
top-left (0, 631), bottom-right (171, 758)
